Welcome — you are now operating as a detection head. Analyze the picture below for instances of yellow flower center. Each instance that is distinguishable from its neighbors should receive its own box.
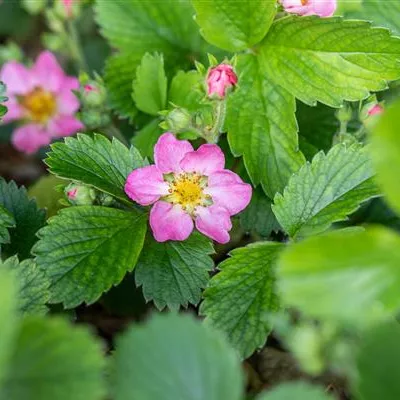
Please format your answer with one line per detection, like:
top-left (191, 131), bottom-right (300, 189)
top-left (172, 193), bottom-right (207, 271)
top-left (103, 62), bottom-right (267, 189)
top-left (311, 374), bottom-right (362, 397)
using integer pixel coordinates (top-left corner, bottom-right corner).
top-left (301, 0), bottom-right (309, 5)
top-left (21, 87), bottom-right (57, 123)
top-left (163, 172), bottom-right (212, 215)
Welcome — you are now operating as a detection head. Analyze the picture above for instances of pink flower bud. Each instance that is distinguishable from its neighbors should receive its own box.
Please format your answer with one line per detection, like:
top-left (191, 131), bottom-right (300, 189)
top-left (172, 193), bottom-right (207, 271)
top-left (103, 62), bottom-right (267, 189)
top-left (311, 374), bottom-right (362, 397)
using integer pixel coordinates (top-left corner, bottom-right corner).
top-left (207, 64), bottom-right (238, 99)
top-left (367, 104), bottom-right (384, 117)
top-left (62, 0), bottom-right (73, 17)
top-left (280, 0), bottom-right (336, 17)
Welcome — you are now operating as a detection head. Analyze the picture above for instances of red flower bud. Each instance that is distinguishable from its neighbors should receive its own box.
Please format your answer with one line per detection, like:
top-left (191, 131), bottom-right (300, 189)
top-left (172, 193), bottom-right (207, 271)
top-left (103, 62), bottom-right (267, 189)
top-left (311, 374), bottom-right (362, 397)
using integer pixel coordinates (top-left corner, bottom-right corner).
top-left (207, 64), bottom-right (238, 99)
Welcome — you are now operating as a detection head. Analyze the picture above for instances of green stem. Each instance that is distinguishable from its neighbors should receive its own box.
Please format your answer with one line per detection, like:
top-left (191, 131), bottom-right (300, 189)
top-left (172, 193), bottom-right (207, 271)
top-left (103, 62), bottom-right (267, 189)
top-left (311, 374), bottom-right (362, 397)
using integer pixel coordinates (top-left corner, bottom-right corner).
top-left (207, 100), bottom-right (227, 144)
top-left (66, 20), bottom-right (88, 73)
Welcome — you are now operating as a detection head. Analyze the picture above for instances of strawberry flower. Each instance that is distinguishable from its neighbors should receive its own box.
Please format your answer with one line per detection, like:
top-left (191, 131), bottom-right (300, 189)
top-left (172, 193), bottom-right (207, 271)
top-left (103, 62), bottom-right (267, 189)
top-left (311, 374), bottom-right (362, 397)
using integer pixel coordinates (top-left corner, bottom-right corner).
top-left (280, 0), bottom-right (336, 17)
top-left (0, 51), bottom-right (83, 154)
top-left (125, 133), bottom-right (252, 244)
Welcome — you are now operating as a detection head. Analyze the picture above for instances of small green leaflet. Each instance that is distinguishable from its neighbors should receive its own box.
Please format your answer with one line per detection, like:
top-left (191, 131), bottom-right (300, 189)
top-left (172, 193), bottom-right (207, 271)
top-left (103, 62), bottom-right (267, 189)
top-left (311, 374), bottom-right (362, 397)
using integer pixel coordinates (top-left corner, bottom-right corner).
top-left (135, 233), bottom-right (214, 311)
top-left (0, 256), bottom-right (50, 315)
top-left (46, 134), bottom-right (145, 206)
top-left (33, 206), bottom-right (147, 308)
top-left (0, 205), bottom-right (14, 246)
top-left (0, 317), bottom-right (106, 400)
top-left (273, 143), bottom-right (379, 239)
top-left (201, 242), bottom-right (282, 359)
top-left (277, 227), bottom-right (400, 325)
top-left (226, 53), bottom-right (305, 198)
top-left (257, 382), bottom-right (334, 400)
top-left (259, 16), bottom-right (400, 107)
top-left (113, 313), bottom-right (244, 400)
top-left (132, 119), bottom-right (163, 159)
top-left (192, 0), bottom-right (276, 52)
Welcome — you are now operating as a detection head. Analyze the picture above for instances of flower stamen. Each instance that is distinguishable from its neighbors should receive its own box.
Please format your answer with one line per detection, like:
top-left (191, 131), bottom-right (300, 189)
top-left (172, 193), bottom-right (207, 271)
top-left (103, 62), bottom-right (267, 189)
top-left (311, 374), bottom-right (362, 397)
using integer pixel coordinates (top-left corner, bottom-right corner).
top-left (20, 87), bottom-right (57, 123)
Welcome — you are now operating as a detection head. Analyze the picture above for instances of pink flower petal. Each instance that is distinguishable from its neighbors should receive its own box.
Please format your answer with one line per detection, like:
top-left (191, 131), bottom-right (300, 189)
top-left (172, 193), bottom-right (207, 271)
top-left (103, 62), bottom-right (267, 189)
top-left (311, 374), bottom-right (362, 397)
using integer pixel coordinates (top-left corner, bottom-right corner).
top-left (12, 124), bottom-right (52, 154)
top-left (154, 132), bottom-right (193, 173)
top-left (47, 115), bottom-right (84, 137)
top-left (313, 0), bottom-right (336, 17)
top-left (180, 144), bottom-right (225, 176)
top-left (195, 205), bottom-right (232, 244)
top-left (150, 201), bottom-right (194, 242)
top-left (125, 165), bottom-right (170, 206)
top-left (0, 61), bottom-right (34, 95)
top-left (57, 87), bottom-right (80, 114)
top-left (2, 96), bottom-right (24, 123)
top-left (205, 170), bottom-right (252, 215)
top-left (32, 51), bottom-right (65, 92)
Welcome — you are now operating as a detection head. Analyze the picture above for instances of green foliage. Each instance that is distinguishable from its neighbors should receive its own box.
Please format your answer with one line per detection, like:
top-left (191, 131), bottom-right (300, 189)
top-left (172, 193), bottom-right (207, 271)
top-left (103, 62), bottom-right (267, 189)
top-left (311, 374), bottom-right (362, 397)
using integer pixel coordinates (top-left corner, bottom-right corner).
top-left (0, 205), bottom-right (14, 246)
top-left (104, 53), bottom-right (140, 120)
top-left (113, 313), bottom-right (244, 400)
top-left (273, 144), bottom-right (379, 239)
top-left (277, 227), bottom-right (400, 324)
top-left (135, 233), bottom-right (214, 310)
top-left (0, 256), bottom-right (50, 315)
top-left (226, 54), bottom-right (305, 198)
top-left (33, 206), bottom-right (147, 308)
top-left (1, 317), bottom-right (106, 400)
top-left (132, 119), bottom-right (163, 159)
top-left (371, 99), bottom-right (400, 215)
top-left (259, 16), bottom-right (400, 107)
top-left (46, 134), bottom-right (145, 206)
top-left (132, 53), bottom-right (168, 116)
top-left (201, 242), bottom-right (282, 359)
top-left (356, 322), bottom-right (400, 400)
top-left (169, 70), bottom-right (203, 111)
top-left (240, 188), bottom-right (280, 237)
top-left (0, 178), bottom-right (46, 260)
top-left (0, 81), bottom-right (7, 120)
top-left (257, 382), bottom-right (334, 400)
top-left (192, 0), bottom-right (276, 52)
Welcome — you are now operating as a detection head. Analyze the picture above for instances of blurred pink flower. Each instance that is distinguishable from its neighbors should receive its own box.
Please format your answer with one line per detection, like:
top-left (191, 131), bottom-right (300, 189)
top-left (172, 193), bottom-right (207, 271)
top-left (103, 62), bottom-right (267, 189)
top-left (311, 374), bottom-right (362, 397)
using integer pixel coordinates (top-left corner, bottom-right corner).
top-left (368, 104), bottom-right (384, 116)
top-left (207, 64), bottom-right (238, 99)
top-left (280, 0), bottom-right (336, 17)
top-left (125, 133), bottom-right (252, 244)
top-left (0, 51), bottom-right (83, 154)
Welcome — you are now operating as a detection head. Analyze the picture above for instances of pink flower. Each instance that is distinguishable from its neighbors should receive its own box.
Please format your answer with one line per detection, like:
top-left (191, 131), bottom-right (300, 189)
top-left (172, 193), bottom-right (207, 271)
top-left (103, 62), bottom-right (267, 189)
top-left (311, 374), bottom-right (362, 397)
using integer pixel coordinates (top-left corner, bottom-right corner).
top-left (280, 0), bottom-right (336, 17)
top-left (0, 51), bottom-right (83, 154)
top-left (367, 104), bottom-right (384, 117)
top-left (125, 133), bottom-right (252, 244)
top-left (207, 64), bottom-right (238, 99)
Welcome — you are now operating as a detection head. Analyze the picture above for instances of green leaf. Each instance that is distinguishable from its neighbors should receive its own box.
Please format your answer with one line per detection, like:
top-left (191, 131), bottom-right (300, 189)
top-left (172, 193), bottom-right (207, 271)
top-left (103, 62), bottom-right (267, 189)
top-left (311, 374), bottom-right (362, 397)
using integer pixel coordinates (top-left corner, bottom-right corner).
top-left (0, 205), bottom-right (15, 246)
top-left (0, 269), bottom-right (18, 387)
top-left (135, 233), bottom-right (214, 310)
top-left (259, 16), bottom-right (400, 107)
top-left (356, 322), bottom-right (400, 400)
top-left (1, 317), bottom-right (106, 400)
top-left (0, 256), bottom-right (50, 315)
top-left (240, 188), bottom-right (280, 237)
top-left (277, 227), bottom-right (400, 324)
top-left (104, 52), bottom-right (140, 120)
top-left (226, 54), bottom-right (305, 198)
top-left (201, 242), bottom-right (282, 359)
top-left (132, 119), bottom-right (163, 159)
top-left (192, 0), bottom-right (276, 52)
top-left (132, 53), bottom-right (167, 116)
top-left (113, 313), bottom-right (244, 400)
top-left (46, 134), bottom-right (145, 206)
top-left (257, 382), bottom-right (334, 400)
top-left (96, 0), bottom-right (210, 64)
top-left (169, 70), bottom-right (203, 111)
top-left (0, 178), bottom-right (46, 260)
top-left (272, 144), bottom-right (379, 239)
top-left (33, 206), bottom-right (147, 308)
top-left (371, 99), bottom-right (400, 216)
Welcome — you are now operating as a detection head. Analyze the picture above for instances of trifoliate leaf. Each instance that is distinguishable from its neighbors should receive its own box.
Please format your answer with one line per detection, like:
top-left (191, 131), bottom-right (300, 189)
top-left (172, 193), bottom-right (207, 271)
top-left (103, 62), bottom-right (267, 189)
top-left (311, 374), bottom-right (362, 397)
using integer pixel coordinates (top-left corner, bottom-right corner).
top-left (272, 144), bottom-right (379, 239)
top-left (135, 233), bottom-right (214, 311)
top-left (33, 206), bottom-right (147, 308)
top-left (257, 382), bottom-right (334, 400)
top-left (277, 227), bottom-right (400, 325)
top-left (192, 0), bottom-right (276, 52)
top-left (0, 256), bottom-right (50, 315)
top-left (226, 53), bottom-right (305, 198)
top-left (132, 119), bottom-right (163, 159)
top-left (1, 317), bottom-right (106, 400)
top-left (0, 205), bottom-right (14, 246)
top-left (201, 242), bottom-right (282, 359)
top-left (0, 178), bottom-right (46, 260)
top-left (132, 53), bottom-right (167, 116)
top-left (371, 99), bottom-right (400, 216)
top-left (259, 16), bottom-right (400, 107)
top-left (113, 313), bottom-right (244, 400)
top-left (169, 70), bottom-right (203, 111)
top-left (104, 52), bottom-right (140, 120)
top-left (46, 134), bottom-right (145, 206)
top-left (239, 188), bottom-right (280, 237)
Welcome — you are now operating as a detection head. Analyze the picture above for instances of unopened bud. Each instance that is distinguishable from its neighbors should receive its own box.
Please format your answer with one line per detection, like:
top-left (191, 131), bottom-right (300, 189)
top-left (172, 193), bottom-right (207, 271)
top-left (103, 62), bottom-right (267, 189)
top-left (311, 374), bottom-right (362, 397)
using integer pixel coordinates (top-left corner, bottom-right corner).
top-left (54, 0), bottom-right (81, 20)
top-left (81, 82), bottom-right (107, 107)
top-left (65, 183), bottom-right (96, 206)
top-left (81, 109), bottom-right (111, 130)
top-left (162, 108), bottom-right (192, 134)
top-left (207, 63), bottom-right (238, 99)
top-left (361, 102), bottom-right (384, 130)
